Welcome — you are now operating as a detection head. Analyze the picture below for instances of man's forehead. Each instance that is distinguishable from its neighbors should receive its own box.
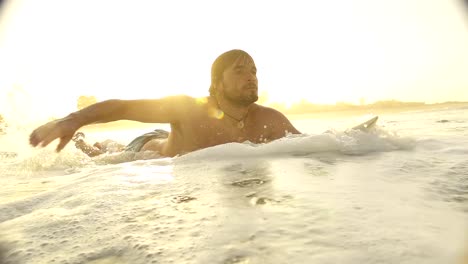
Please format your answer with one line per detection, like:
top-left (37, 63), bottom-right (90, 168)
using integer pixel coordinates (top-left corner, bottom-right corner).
top-left (230, 55), bottom-right (256, 68)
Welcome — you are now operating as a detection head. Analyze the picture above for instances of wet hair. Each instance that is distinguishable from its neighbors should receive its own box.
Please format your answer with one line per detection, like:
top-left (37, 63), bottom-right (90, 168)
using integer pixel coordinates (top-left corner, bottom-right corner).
top-left (209, 49), bottom-right (253, 97)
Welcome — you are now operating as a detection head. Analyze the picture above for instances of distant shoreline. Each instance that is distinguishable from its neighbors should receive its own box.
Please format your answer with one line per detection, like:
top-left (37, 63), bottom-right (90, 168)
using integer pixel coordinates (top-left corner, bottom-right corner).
top-left (285, 101), bottom-right (468, 120)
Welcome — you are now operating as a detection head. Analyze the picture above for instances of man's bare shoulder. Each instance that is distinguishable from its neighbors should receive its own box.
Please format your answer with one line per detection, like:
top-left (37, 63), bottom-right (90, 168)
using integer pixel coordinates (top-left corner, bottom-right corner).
top-left (165, 95), bottom-right (215, 119)
top-left (250, 104), bottom-right (288, 118)
top-left (250, 104), bottom-right (300, 135)
top-left (159, 95), bottom-right (209, 110)
top-left (160, 95), bottom-right (199, 104)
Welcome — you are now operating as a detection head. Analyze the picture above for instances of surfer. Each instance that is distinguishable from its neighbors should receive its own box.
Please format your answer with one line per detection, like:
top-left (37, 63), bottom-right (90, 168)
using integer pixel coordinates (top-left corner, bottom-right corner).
top-left (29, 49), bottom-right (301, 157)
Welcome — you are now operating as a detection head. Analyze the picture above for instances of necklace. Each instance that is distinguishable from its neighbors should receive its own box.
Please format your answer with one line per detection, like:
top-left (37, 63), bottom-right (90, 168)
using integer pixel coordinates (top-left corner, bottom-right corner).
top-left (215, 98), bottom-right (248, 129)
top-left (223, 111), bottom-right (246, 129)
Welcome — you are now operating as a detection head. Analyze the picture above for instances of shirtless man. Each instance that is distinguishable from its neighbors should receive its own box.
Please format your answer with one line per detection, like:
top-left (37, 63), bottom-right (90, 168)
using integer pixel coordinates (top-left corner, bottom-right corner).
top-left (29, 49), bottom-right (301, 157)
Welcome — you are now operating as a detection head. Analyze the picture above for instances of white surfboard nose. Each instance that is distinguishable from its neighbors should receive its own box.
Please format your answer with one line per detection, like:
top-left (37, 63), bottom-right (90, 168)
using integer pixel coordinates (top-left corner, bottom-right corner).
top-left (352, 116), bottom-right (379, 131)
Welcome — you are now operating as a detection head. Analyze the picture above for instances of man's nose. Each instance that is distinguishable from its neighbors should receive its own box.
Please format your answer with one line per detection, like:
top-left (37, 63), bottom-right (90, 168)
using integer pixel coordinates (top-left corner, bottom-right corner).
top-left (247, 72), bottom-right (257, 82)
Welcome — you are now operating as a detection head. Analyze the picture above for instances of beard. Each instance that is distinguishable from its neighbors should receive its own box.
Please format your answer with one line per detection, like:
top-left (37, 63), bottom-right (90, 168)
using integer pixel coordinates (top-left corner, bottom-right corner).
top-left (222, 83), bottom-right (259, 107)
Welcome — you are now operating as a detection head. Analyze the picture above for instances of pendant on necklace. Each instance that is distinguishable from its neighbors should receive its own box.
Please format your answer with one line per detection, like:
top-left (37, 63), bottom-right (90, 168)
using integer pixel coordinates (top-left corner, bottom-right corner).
top-left (237, 120), bottom-right (245, 129)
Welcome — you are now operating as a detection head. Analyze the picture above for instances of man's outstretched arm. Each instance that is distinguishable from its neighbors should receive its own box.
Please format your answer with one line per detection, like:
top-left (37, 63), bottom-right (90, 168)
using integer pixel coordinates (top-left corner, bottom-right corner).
top-left (29, 95), bottom-right (192, 152)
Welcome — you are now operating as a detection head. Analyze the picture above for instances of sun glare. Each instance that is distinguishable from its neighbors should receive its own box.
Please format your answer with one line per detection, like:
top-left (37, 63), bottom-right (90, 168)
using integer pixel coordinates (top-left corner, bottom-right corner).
top-left (1, 0), bottom-right (468, 122)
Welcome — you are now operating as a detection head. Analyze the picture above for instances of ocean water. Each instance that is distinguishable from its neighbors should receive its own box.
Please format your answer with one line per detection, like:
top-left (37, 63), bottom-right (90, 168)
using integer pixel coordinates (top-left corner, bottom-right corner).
top-left (0, 106), bottom-right (467, 264)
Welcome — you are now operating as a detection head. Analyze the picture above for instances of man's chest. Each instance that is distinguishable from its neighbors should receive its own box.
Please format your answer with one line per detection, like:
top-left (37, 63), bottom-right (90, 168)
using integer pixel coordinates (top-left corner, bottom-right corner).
top-left (181, 117), bottom-right (271, 147)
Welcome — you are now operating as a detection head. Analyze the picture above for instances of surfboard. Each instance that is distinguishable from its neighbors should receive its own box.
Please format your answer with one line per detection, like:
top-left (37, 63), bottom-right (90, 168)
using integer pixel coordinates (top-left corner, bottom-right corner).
top-left (352, 116), bottom-right (378, 131)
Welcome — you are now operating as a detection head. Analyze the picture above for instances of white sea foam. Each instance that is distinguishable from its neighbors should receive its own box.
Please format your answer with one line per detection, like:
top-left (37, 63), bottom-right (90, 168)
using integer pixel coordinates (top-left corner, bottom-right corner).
top-left (179, 127), bottom-right (415, 162)
top-left (0, 108), bottom-right (467, 264)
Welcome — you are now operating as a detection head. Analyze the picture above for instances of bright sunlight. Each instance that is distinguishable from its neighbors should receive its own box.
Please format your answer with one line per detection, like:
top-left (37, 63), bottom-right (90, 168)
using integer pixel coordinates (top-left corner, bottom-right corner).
top-left (1, 0), bottom-right (468, 120)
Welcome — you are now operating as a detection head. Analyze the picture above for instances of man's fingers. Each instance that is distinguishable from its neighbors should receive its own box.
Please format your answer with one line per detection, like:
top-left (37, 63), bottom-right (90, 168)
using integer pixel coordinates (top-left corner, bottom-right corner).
top-left (30, 124), bottom-right (55, 147)
top-left (29, 120), bottom-right (75, 152)
top-left (29, 131), bottom-right (39, 147)
top-left (39, 133), bottom-right (59, 148)
top-left (56, 136), bottom-right (72, 152)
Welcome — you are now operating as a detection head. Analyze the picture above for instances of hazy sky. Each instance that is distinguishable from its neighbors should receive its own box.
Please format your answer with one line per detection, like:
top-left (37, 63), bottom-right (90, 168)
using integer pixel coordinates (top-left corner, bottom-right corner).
top-left (0, 0), bottom-right (468, 118)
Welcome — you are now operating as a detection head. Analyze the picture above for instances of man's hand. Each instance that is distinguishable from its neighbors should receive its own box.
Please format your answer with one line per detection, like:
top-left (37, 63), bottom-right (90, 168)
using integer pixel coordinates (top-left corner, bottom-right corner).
top-left (29, 117), bottom-right (79, 152)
